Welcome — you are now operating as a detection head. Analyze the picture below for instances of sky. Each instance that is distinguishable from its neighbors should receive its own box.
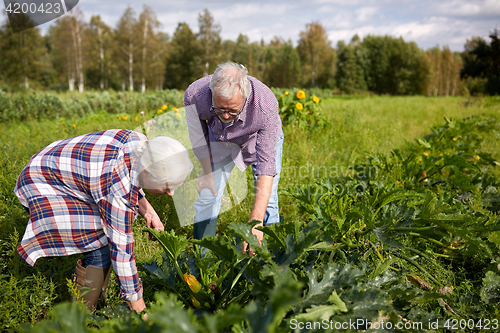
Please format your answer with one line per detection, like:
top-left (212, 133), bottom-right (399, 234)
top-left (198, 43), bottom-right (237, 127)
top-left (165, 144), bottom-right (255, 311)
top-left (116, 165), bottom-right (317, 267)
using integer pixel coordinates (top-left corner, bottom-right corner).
top-left (22, 0), bottom-right (500, 52)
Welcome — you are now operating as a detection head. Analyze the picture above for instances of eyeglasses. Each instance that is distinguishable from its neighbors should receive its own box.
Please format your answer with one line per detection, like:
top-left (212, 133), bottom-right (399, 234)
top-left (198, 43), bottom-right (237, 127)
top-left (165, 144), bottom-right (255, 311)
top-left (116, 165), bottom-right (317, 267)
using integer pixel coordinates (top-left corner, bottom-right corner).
top-left (211, 98), bottom-right (246, 116)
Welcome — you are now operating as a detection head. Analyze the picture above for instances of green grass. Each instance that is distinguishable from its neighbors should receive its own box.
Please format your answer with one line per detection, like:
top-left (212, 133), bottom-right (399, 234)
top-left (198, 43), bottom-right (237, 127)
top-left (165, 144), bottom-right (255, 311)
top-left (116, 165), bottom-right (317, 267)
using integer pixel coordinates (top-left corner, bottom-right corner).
top-left (0, 94), bottom-right (499, 329)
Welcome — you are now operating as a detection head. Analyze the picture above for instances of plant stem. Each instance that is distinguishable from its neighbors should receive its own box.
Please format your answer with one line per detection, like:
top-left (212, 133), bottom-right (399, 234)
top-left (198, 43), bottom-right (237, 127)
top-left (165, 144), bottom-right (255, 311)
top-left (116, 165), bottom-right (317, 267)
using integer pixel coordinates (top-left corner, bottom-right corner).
top-left (391, 250), bottom-right (442, 286)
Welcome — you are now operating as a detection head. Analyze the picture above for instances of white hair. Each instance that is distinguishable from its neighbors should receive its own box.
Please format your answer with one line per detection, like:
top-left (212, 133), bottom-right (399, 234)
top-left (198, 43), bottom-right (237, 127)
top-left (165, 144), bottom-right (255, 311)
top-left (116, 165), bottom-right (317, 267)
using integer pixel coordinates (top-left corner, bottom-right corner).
top-left (134, 136), bottom-right (193, 188)
top-left (210, 62), bottom-right (251, 100)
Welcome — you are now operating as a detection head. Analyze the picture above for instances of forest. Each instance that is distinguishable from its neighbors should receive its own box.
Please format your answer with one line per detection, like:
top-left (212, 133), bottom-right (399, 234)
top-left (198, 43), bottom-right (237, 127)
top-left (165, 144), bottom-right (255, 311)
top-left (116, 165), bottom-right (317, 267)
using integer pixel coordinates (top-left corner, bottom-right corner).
top-left (0, 6), bottom-right (499, 96)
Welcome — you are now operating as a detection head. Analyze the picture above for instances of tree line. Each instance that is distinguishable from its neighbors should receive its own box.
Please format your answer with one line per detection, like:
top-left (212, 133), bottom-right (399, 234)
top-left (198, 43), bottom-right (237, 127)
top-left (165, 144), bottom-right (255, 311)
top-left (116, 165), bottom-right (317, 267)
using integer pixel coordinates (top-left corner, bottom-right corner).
top-left (0, 6), bottom-right (498, 95)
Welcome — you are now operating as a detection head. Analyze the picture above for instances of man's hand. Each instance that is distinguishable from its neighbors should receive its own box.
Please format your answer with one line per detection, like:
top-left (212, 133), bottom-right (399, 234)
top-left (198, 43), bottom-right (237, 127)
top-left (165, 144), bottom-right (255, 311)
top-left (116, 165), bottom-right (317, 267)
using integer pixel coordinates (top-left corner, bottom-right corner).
top-left (197, 172), bottom-right (217, 196)
top-left (242, 222), bottom-right (263, 256)
top-left (242, 175), bottom-right (273, 255)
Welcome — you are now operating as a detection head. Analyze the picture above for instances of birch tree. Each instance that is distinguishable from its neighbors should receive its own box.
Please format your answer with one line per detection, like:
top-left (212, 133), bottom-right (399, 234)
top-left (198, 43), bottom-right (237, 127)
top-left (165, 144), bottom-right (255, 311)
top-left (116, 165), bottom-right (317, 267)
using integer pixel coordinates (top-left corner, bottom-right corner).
top-left (48, 11), bottom-right (88, 92)
top-left (88, 15), bottom-right (114, 91)
top-left (137, 5), bottom-right (163, 93)
top-left (115, 6), bottom-right (138, 91)
top-left (197, 9), bottom-right (221, 77)
top-left (69, 9), bottom-right (85, 93)
top-left (427, 46), bottom-right (463, 96)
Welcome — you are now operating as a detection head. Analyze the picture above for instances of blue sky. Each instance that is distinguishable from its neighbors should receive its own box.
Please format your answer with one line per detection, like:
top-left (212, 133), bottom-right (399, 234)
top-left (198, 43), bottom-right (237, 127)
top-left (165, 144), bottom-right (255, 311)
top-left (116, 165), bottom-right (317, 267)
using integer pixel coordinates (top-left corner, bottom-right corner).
top-left (11, 0), bottom-right (500, 51)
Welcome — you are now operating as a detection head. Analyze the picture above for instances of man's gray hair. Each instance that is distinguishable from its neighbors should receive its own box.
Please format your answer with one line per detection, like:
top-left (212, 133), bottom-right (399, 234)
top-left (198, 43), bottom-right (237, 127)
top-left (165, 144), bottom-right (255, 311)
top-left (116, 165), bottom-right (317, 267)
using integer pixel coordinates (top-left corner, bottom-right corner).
top-left (210, 62), bottom-right (251, 100)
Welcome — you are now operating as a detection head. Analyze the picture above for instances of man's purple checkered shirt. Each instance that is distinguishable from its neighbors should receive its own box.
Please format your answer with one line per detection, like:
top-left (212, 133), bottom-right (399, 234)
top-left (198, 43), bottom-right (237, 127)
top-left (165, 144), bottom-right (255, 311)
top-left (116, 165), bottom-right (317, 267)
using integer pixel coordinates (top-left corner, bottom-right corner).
top-left (184, 75), bottom-right (282, 176)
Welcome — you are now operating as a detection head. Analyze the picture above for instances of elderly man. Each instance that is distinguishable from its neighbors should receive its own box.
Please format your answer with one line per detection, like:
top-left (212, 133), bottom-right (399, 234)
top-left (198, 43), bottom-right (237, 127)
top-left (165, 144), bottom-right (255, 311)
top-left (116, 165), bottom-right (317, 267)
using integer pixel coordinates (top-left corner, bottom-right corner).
top-left (185, 62), bottom-right (283, 251)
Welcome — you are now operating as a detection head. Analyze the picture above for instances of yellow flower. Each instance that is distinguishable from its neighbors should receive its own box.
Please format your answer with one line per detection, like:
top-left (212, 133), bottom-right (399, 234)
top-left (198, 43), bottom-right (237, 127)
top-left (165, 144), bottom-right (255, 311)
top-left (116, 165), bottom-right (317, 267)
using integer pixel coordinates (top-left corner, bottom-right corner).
top-left (157, 109), bottom-right (163, 114)
top-left (296, 102), bottom-right (304, 110)
top-left (296, 90), bottom-right (305, 99)
top-left (135, 116), bottom-right (139, 121)
top-left (184, 274), bottom-right (201, 293)
top-left (284, 91), bottom-right (289, 95)
top-left (192, 296), bottom-right (202, 308)
top-left (176, 112), bottom-right (181, 117)
top-left (118, 116), bottom-right (122, 121)
top-left (423, 151), bottom-right (429, 156)
top-left (161, 104), bottom-right (168, 110)
top-left (473, 155), bottom-right (480, 162)
top-left (72, 123), bottom-right (76, 129)
top-left (172, 107), bottom-right (178, 111)
top-left (122, 116), bottom-right (128, 121)
top-left (312, 96), bottom-right (319, 103)
top-left (279, 95), bottom-right (283, 98)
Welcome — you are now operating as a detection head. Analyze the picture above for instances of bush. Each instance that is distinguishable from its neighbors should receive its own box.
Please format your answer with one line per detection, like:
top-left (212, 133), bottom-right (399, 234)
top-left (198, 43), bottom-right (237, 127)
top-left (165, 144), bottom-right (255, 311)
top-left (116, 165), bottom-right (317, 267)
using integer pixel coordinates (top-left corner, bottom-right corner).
top-left (0, 90), bottom-right (185, 123)
top-left (276, 89), bottom-right (327, 130)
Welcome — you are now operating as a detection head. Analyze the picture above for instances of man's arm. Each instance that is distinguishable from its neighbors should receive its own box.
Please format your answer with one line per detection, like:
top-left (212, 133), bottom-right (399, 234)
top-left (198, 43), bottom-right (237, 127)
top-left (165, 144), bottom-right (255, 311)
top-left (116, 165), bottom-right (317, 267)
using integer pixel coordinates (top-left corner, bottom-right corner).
top-left (244, 174), bottom-right (273, 255)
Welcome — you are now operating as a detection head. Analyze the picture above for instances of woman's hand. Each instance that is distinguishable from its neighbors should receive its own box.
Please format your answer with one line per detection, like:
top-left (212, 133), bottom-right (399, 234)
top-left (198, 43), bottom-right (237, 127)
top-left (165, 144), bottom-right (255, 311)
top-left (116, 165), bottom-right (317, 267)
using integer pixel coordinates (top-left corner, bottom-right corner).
top-left (138, 197), bottom-right (164, 240)
top-left (128, 299), bottom-right (149, 320)
top-left (128, 298), bottom-right (146, 312)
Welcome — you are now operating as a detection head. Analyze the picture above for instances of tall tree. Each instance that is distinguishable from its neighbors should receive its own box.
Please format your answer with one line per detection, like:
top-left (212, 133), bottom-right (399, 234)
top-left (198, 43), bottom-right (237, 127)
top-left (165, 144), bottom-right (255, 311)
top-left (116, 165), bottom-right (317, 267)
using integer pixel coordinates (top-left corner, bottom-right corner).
top-left (149, 31), bottom-right (169, 90)
top-left (264, 37), bottom-right (301, 88)
top-left (461, 30), bottom-right (500, 95)
top-left (198, 9), bottom-right (221, 77)
top-left (115, 6), bottom-right (139, 91)
top-left (297, 22), bottom-right (336, 88)
top-left (45, 10), bottom-right (87, 92)
top-left (137, 5), bottom-right (164, 93)
top-left (361, 35), bottom-right (430, 95)
top-left (335, 43), bottom-right (367, 94)
top-left (426, 46), bottom-right (463, 96)
top-left (88, 15), bottom-right (114, 90)
top-left (165, 22), bottom-right (202, 90)
top-left (0, 14), bottom-right (46, 90)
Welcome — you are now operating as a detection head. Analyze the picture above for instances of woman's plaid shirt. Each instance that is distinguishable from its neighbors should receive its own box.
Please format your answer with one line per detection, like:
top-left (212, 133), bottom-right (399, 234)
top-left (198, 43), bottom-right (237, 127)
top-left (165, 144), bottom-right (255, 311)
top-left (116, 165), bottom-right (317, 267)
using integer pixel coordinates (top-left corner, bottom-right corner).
top-left (14, 129), bottom-right (147, 301)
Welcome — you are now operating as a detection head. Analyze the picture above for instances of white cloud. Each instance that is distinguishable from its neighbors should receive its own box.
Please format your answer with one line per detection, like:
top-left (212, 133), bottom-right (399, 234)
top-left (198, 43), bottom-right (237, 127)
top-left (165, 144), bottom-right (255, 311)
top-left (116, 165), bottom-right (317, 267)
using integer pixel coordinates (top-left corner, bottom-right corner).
top-left (355, 6), bottom-right (379, 23)
top-left (31, 0), bottom-right (499, 52)
top-left (435, 0), bottom-right (500, 18)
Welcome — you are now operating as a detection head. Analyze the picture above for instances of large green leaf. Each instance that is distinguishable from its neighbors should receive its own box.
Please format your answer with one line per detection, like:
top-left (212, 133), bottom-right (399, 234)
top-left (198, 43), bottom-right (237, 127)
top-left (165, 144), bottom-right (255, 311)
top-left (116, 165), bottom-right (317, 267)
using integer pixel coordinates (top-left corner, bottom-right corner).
top-left (294, 292), bottom-right (347, 321)
top-left (244, 274), bottom-right (302, 333)
top-left (147, 293), bottom-right (199, 333)
top-left (229, 222), bottom-right (271, 261)
top-left (147, 229), bottom-right (189, 263)
top-left (21, 302), bottom-right (90, 333)
top-left (143, 258), bottom-right (176, 289)
top-left (190, 235), bottom-right (247, 263)
top-left (480, 271), bottom-right (500, 305)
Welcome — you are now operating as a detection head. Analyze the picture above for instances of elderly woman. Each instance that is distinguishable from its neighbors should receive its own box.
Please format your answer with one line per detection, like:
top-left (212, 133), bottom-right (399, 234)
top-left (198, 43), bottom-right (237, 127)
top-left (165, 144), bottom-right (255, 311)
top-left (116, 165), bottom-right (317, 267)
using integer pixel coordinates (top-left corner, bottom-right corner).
top-left (14, 129), bottom-right (193, 313)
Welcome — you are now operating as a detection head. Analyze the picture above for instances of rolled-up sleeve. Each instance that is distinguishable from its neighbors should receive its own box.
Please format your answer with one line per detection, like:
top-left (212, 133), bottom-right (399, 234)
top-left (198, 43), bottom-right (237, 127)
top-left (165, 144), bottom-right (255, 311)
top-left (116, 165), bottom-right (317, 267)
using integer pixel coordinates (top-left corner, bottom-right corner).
top-left (185, 104), bottom-right (210, 161)
top-left (184, 81), bottom-right (212, 161)
top-left (97, 194), bottom-right (143, 301)
top-left (254, 95), bottom-right (281, 177)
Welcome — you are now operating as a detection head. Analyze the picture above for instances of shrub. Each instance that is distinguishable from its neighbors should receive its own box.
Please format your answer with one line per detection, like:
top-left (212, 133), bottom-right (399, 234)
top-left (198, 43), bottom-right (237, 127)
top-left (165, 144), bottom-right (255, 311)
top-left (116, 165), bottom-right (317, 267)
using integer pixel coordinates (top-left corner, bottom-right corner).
top-left (277, 89), bottom-right (327, 130)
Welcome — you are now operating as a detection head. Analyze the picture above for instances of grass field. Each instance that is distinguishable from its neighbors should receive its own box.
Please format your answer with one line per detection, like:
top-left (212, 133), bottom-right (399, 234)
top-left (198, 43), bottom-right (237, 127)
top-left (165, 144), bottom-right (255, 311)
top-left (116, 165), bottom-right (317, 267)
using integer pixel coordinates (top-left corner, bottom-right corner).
top-left (0, 94), bottom-right (499, 331)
